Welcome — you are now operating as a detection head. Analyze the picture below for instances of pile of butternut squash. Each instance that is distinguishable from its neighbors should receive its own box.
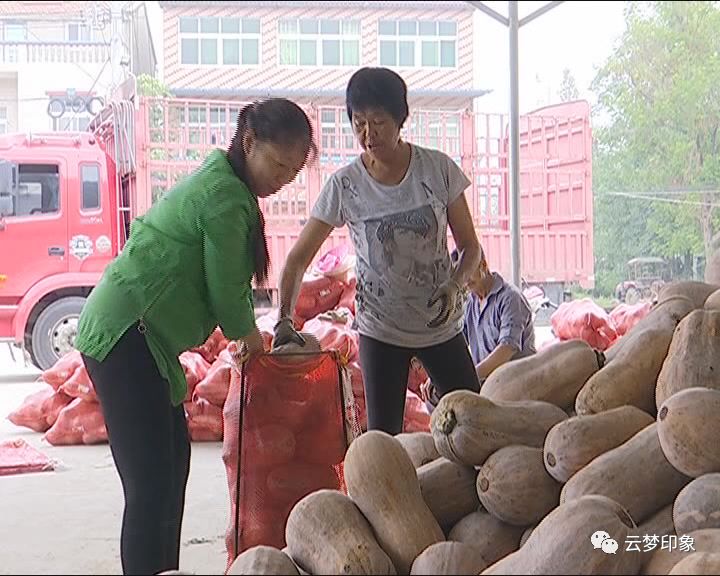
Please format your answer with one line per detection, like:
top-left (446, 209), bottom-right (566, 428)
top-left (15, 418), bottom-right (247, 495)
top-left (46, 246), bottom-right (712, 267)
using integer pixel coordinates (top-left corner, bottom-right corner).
top-left (222, 281), bottom-right (720, 576)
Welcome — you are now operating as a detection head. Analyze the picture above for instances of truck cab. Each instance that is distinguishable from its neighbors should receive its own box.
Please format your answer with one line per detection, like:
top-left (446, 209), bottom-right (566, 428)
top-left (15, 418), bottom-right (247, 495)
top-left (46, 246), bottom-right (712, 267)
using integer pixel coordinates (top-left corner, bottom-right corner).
top-left (0, 131), bottom-right (120, 370)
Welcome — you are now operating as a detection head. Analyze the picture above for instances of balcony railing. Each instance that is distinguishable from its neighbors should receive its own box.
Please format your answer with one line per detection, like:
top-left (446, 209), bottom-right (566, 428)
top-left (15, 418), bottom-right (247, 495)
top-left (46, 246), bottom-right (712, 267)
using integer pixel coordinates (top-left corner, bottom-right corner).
top-left (0, 41), bottom-right (109, 65)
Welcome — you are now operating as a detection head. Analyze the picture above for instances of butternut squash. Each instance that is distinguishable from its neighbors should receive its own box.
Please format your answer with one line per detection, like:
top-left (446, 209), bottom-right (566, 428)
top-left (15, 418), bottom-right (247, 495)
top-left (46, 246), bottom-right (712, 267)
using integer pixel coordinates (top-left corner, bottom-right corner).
top-left (430, 391), bottom-right (567, 467)
top-left (417, 457), bottom-right (480, 532)
top-left (447, 510), bottom-right (524, 565)
top-left (635, 504), bottom-right (675, 540)
top-left (705, 288), bottom-right (720, 310)
top-left (627, 505), bottom-right (676, 576)
top-left (543, 406), bottom-right (655, 483)
top-left (395, 432), bottom-right (440, 468)
top-left (673, 474), bottom-right (720, 535)
top-left (657, 280), bottom-right (719, 309)
top-left (668, 553), bottom-right (720, 575)
top-left (344, 430), bottom-right (444, 575)
top-left (604, 296), bottom-right (695, 364)
top-left (227, 546), bottom-right (299, 575)
top-left (655, 310), bottom-right (720, 409)
top-left (481, 495), bottom-right (637, 575)
top-left (409, 542), bottom-right (488, 575)
top-left (284, 489), bottom-right (396, 575)
top-left (281, 548), bottom-right (308, 576)
top-left (479, 339), bottom-right (604, 410)
top-left (575, 325), bottom-right (677, 416)
top-left (561, 423), bottom-right (691, 525)
top-left (642, 528), bottom-right (720, 575)
top-left (657, 387), bottom-right (720, 478)
top-left (476, 445), bottom-right (561, 526)
top-left (519, 526), bottom-right (535, 548)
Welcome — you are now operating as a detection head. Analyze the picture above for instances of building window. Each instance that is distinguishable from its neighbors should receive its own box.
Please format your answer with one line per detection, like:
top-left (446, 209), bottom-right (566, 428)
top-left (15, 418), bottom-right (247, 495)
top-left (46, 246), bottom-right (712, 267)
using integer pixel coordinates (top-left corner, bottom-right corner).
top-left (81, 164), bottom-right (100, 211)
top-left (0, 106), bottom-right (7, 135)
top-left (67, 22), bottom-right (102, 43)
top-left (3, 21), bottom-right (28, 42)
top-left (378, 19), bottom-right (457, 68)
top-left (278, 18), bottom-right (360, 66)
top-left (179, 16), bottom-right (261, 66)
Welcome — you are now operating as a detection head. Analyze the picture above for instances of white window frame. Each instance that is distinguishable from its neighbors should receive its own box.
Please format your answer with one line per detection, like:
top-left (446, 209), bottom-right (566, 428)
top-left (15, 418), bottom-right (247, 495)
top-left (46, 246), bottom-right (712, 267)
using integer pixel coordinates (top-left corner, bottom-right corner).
top-left (278, 18), bottom-right (361, 67)
top-left (377, 19), bottom-right (458, 69)
top-left (178, 16), bottom-right (261, 67)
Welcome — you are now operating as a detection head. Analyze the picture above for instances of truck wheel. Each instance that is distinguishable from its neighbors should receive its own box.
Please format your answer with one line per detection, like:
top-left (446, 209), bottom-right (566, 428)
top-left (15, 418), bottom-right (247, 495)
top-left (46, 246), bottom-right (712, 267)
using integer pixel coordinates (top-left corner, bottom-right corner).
top-left (30, 296), bottom-right (86, 371)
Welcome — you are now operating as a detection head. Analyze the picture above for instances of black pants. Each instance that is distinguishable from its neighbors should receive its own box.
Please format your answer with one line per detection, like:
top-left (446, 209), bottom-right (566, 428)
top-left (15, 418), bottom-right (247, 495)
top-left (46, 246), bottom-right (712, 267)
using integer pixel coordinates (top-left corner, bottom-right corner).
top-left (359, 332), bottom-right (480, 435)
top-left (82, 323), bottom-right (191, 576)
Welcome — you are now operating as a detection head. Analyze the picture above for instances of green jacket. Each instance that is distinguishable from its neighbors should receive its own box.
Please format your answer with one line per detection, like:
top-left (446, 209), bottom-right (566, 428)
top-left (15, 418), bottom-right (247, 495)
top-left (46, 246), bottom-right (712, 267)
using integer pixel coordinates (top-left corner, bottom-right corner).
top-left (74, 149), bottom-right (259, 406)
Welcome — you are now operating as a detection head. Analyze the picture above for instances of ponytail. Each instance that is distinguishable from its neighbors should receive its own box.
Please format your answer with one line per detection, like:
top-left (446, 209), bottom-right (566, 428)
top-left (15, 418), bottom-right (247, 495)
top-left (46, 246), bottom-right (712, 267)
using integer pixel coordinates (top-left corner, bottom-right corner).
top-left (226, 103), bottom-right (270, 286)
top-left (226, 99), bottom-right (316, 288)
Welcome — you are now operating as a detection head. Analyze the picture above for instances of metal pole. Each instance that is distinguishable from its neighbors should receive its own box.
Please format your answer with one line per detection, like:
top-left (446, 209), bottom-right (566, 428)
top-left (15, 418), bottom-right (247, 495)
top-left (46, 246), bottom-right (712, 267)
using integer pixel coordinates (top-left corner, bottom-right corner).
top-left (508, 1), bottom-right (521, 287)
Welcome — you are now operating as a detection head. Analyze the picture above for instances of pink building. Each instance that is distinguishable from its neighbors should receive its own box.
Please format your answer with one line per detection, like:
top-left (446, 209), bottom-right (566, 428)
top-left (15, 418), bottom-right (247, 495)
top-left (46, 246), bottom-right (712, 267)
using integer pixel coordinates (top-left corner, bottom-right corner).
top-left (159, 0), bottom-right (488, 109)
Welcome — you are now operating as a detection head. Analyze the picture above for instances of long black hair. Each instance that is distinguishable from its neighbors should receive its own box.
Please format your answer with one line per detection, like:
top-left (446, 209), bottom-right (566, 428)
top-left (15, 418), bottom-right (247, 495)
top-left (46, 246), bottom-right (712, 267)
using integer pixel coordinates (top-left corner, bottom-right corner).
top-left (226, 98), bottom-right (316, 285)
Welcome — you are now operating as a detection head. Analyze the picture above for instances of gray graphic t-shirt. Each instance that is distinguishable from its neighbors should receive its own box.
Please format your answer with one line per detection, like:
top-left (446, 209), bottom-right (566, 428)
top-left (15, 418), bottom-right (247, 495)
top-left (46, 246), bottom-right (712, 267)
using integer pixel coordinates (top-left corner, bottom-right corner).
top-left (311, 143), bottom-right (471, 348)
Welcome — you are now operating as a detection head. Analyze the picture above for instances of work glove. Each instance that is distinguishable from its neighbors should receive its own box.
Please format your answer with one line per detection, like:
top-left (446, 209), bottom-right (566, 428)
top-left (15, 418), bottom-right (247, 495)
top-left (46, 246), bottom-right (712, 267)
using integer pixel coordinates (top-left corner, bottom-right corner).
top-left (427, 277), bottom-right (463, 328)
top-left (272, 316), bottom-right (306, 350)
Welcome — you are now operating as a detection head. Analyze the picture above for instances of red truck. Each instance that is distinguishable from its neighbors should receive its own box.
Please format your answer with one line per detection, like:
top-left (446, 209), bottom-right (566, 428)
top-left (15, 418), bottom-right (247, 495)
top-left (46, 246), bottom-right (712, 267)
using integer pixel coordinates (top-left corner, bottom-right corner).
top-left (0, 87), bottom-right (593, 370)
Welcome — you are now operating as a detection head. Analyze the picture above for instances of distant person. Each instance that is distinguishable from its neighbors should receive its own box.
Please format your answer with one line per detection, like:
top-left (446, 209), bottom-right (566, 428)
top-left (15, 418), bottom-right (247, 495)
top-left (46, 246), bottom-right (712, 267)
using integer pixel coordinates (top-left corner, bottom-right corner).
top-left (73, 98), bottom-right (317, 576)
top-left (421, 247), bottom-right (535, 405)
top-left (271, 66), bottom-right (482, 435)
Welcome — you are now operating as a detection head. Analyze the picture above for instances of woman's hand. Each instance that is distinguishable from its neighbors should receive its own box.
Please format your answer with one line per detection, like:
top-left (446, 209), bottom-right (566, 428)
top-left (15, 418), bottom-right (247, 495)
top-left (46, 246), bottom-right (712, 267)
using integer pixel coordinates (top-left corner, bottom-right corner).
top-left (272, 317), bottom-right (305, 350)
top-left (229, 326), bottom-right (265, 367)
top-left (427, 277), bottom-right (463, 328)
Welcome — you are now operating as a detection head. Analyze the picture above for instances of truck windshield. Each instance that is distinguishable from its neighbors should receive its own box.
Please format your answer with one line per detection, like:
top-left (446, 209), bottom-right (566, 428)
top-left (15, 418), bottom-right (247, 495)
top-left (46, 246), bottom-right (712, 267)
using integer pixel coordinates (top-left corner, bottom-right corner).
top-left (0, 161), bottom-right (60, 218)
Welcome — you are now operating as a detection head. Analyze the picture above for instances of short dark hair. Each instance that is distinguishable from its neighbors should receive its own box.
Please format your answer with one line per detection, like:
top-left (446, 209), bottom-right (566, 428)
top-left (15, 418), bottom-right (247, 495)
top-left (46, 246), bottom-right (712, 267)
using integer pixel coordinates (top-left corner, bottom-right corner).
top-left (346, 67), bottom-right (410, 128)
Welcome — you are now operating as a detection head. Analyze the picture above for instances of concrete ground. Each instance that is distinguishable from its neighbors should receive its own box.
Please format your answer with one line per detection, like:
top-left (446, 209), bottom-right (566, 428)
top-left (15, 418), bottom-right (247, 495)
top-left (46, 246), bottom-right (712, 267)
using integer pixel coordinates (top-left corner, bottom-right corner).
top-left (1, 326), bottom-right (555, 575)
top-left (0, 345), bottom-right (229, 575)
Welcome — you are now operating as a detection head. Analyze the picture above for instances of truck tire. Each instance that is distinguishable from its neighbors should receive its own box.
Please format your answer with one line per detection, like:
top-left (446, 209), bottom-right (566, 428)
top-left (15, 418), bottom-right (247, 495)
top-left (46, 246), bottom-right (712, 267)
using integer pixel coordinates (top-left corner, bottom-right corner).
top-left (30, 296), bottom-right (86, 371)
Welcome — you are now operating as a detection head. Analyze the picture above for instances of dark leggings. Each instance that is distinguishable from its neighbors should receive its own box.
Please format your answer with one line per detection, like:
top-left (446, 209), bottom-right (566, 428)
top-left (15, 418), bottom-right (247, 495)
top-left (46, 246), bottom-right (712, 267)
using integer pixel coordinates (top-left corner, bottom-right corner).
top-left (82, 323), bottom-right (191, 576)
top-left (359, 332), bottom-right (480, 435)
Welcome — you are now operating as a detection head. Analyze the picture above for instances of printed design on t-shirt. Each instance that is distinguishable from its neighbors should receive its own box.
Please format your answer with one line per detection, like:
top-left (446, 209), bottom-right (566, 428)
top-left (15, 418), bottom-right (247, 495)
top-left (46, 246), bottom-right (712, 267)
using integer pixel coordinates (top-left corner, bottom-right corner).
top-left (364, 204), bottom-right (444, 289)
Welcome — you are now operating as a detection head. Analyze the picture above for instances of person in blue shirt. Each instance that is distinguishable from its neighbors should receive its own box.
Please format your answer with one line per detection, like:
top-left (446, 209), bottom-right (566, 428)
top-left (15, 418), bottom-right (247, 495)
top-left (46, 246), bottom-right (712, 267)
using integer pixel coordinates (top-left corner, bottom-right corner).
top-left (421, 247), bottom-right (536, 405)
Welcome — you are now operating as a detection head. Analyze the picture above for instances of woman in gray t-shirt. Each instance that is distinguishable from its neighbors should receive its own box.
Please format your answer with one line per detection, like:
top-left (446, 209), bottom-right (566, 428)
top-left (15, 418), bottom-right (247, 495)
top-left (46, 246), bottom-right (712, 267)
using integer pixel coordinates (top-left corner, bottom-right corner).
top-left (274, 67), bottom-right (482, 434)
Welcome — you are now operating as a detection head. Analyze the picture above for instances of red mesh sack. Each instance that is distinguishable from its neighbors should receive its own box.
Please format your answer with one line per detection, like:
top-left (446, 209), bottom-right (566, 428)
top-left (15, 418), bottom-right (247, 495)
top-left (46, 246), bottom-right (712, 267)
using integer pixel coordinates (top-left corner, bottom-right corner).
top-left (337, 277), bottom-right (357, 313)
top-left (191, 327), bottom-right (230, 364)
top-left (7, 385), bottom-right (56, 432)
top-left (193, 349), bottom-right (233, 407)
top-left (185, 397), bottom-right (223, 442)
top-left (407, 357), bottom-right (429, 397)
top-left (41, 350), bottom-right (83, 390)
top-left (180, 351), bottom-right (211, 402)
top-left (222, 350), bottom-right (360, 570)
top-left (294, 274), bottom-right (345, 321)
top-left (42, 390), bottom-right (74, 428)
top-left (302, 311), bottom-right (359, 363)
top-left (43, 398), bottom-right (107, 445)
top-left (58, 363), bottom-right (97, 402)
top-left (609, 302), bottom-right (652, 337)
top-left (550, 299), bottom-right (618, 351)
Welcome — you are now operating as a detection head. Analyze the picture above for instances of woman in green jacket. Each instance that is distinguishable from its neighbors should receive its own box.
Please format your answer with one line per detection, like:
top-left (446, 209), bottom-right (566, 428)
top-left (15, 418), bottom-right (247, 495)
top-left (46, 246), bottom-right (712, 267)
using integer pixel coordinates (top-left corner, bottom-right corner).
top-left (73, 98), bottom-right (316, 576)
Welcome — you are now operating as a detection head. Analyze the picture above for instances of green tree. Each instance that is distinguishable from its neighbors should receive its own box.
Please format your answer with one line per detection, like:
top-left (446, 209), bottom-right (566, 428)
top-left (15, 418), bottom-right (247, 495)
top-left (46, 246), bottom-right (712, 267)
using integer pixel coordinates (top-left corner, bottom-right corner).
top-left (558, 68), bottom-right (580, 102)
top-left (592, 1), bottom-right (720, 292)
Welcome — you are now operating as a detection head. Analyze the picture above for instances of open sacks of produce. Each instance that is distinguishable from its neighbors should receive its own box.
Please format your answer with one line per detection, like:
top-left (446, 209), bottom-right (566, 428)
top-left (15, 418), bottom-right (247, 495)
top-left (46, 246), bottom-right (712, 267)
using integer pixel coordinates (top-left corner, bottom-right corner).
top-left (222, 349), bottom-right (361, 570)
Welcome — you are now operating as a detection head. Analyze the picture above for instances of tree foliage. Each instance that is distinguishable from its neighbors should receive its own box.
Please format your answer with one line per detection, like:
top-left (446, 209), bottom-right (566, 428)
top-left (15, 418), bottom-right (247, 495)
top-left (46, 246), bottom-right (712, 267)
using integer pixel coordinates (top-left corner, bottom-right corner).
top-left (592, 1), bottom-right (720, 293)
top-left (558, 68), bottom-right (580, 102)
